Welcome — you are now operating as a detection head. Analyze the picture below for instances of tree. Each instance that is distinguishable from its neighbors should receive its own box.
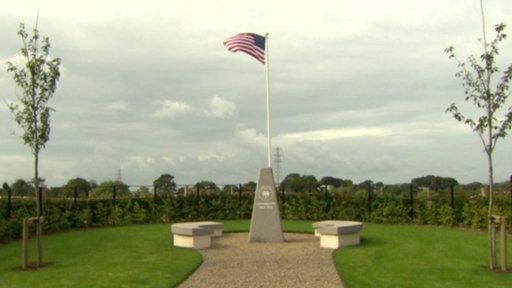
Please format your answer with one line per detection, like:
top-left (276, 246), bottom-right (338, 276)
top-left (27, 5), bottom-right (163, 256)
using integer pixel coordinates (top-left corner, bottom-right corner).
top-left (301, 175), bottom-right (318, 192)
top-left (133, 186), bottom-right (150, 197)
top-left (319, 176), bottom-right (343, 188)
top-left (280, 173), bottom-right (301, 192)
top-left (375, 182), bottom-right (384, 189)
top-left (5, 20), bottom-right (61, 268)
top-left (445, 0), bottom-right (512, 270)
top-left (89, 180), bottom-right (98, 190)
top-left (0, 182), bottom-right (8, 197)
top-left (280, 173), bottom-right (318, 193)
top-left (319, 176), bottom-right (353, 188)
top-left (11, 179), bottom-right (34, 196)
top-left (464, 182), bottom-right (485, 195)
top-left (91, 180), bottom-right (130, 198)
top-left (61, 178), bottom-right (91, 198)
top-left (242, 181), bottom-right (257, 192)
top-left (221, 184), bottom-right (238, 193)
top-left (411, 175), bottom-right (459, 191)
top-left (153, 174), bottom-right (177, 196)
top-left (194, 181), bottom-right (219, 193)
top-left (357, 180), bottom-right (373, 189)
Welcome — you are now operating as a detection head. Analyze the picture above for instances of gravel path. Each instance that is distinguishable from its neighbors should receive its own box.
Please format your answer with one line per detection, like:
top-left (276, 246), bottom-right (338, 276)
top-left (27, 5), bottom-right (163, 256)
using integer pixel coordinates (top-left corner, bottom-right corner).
top-left (178, 233), bottom-right (343, 288)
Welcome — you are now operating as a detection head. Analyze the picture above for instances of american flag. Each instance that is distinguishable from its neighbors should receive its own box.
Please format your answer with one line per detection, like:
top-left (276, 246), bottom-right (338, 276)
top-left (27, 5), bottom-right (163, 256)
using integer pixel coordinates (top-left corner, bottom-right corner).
top-left (223, 33), bottom-right (266, 64)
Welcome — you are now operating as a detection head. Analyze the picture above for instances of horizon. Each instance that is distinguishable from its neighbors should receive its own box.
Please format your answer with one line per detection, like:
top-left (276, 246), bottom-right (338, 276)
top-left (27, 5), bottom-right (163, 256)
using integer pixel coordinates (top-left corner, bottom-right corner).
top-left (2, 171), bottom-right (511, 188)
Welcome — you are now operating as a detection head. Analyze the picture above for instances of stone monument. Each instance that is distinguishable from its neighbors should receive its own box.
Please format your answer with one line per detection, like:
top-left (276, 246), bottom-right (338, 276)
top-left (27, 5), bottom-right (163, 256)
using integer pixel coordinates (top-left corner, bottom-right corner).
top-left (248, 167), bottom-right (284, 242)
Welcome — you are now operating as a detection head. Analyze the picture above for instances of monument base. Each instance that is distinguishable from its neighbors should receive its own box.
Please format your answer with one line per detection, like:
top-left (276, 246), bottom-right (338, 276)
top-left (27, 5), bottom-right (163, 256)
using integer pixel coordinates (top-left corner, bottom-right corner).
top-left (248, 167), bottom-right (284, 243)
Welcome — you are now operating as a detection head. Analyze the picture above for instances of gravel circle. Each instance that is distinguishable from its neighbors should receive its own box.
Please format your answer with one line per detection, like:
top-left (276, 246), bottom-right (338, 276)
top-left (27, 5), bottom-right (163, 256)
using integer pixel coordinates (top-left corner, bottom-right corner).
top-left (178, 233), bottom-right (344, 288)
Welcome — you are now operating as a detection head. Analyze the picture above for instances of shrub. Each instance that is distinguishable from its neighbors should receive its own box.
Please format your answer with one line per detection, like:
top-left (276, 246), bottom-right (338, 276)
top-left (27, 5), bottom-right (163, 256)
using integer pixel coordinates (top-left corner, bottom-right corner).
top-left (0, 193), bottom-right (510, 241)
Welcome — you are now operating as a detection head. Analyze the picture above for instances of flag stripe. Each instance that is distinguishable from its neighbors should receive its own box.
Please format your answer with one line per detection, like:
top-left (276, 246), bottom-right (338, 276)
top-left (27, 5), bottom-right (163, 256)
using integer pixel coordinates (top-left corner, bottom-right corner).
top-left (232, 48), bottom-right (264, 63)
top-left (223, 33), bottom-right (266, 64)
top-left (225, 43), bottom-right (264, 57)
top-left (225, 41), bottom-right (265, 55)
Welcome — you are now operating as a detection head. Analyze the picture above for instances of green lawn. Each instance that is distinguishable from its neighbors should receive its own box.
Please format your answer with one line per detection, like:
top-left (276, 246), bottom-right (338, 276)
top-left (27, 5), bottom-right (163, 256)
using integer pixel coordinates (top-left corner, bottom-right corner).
top-left (0, 220), bottom-right (511, 287)
top-left (333, 223), bottom-right (512, 288)
top-left (0, 225), bottom-right (202, 288)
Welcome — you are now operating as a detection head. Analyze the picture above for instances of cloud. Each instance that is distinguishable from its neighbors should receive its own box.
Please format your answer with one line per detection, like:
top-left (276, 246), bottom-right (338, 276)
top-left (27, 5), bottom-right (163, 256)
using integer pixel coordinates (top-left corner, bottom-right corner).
top-left (162, 156), bottom-right (176, 165)
top-left (127, 156), bottom-right (156, 169)
top-left (197, 152), bottom-right (233, 162)
top-left (235, 126), bottom-right (267, 148)
top-left (152, 100), bottom-right (192, 118)
top-left (1, 1), bottom-right (512, 186)
top-left (204, 96), bottom-right (237, 119)
top-left (107, 100), bottom-right (129, 111)
top-left (277, 127), bottom-right (388, 143)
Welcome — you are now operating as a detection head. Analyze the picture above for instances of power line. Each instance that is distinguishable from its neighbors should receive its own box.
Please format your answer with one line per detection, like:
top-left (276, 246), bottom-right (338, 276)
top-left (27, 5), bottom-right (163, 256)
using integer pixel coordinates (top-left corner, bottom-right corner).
top-left (116, 168), bottom-right (122, 182)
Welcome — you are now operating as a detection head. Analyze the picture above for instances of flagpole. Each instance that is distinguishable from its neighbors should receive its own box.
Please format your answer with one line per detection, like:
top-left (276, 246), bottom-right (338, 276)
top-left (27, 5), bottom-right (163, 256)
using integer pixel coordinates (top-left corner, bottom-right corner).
top-left (265, 33), bottom-right (271, 168)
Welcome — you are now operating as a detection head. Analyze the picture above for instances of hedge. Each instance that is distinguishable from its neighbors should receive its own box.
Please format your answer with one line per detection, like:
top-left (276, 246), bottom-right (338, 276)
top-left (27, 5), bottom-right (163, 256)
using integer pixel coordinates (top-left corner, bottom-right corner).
top-left (0, 192), bottom-right (511, 241)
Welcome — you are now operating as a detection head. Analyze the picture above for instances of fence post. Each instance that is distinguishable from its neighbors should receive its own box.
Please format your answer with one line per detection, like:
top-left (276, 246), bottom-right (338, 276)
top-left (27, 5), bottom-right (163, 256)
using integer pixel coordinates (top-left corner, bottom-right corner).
top-left (367, 181), bottom-right (372, 217)
top-left (409, 184), bottom-right (414, 220)
top-left (112, 185), bottom-right (117, 205)
top-left (238, 184), bottom-right (243, 218)
top-left (450, 185), bottom-right (455, 210)
top-left (7, 185), bottom-right (12, 218)
top-left (491, 219), bottom-right (498, 269)
top-left (74, 186), bottom-right (78, 206)
top-left (499, 216), bottom-right (508, 272)
top-left (36, 217), bottom-right (43, 267)
top-left (35, 187), bottom-right (44, 268)
top-left (22, 218), bottom-right (28, 269)
top-left (38, 187), bottom-right (43, 217)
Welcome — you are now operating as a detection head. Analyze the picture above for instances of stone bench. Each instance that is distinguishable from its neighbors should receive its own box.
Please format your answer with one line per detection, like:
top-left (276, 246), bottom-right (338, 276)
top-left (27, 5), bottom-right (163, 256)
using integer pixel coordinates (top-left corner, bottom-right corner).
top-left (171, 221), bottom-right (223, 249)
top-left (312, 220), bottom-right (363, 249)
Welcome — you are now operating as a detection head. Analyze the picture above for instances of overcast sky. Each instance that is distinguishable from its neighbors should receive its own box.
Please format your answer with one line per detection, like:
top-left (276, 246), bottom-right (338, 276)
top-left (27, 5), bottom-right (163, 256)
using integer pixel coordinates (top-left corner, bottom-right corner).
top-left (1, 0), bottom-right (511, 186)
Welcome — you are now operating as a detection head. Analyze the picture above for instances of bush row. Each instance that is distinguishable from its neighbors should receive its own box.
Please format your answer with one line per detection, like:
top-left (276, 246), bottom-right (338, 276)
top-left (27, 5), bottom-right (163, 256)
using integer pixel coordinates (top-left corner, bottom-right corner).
top-left (0, 193), bottom-right (510, 241)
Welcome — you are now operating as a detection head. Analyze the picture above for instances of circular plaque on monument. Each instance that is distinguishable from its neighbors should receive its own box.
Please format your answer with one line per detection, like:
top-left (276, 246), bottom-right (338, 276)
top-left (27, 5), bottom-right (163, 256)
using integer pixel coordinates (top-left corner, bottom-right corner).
top-left (258, 186), bottom-right (273, 202)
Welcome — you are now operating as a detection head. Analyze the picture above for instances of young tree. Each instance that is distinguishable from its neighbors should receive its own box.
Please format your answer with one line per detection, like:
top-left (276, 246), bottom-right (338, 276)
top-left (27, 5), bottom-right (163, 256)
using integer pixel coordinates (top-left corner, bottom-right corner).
top-left (5, 21), bottom-right (61, 268)
top-left (445, 1), bottom-right (512, 270)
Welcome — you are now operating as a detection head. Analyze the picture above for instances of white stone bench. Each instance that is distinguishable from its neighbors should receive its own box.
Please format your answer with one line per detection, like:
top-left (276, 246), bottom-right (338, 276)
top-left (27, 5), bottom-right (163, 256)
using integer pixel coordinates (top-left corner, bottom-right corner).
top-left (171, 221), bottom-right (223, 249)
top-left (312, 220), bottom-right (363, 249)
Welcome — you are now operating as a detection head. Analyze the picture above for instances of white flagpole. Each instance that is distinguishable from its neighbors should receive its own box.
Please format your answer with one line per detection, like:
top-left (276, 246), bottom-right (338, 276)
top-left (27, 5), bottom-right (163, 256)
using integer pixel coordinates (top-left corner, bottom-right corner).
top-left (265, 33), bottom-right (271, 168)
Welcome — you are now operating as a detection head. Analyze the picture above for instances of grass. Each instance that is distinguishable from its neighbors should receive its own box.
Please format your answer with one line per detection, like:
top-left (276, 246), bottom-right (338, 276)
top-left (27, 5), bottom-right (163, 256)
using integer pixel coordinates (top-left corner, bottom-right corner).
top-left (333, 223), bottom-right (512, 288)
top-left (0, 220), bottom-right (511, 287)
top-left (0, 225), bottom-right (202, 288)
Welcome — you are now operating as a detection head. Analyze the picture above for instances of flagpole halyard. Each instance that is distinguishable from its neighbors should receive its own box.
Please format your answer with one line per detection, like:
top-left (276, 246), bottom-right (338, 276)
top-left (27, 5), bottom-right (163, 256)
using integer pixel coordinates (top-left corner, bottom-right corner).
top-left (265, 33), bottom-right (271, 168)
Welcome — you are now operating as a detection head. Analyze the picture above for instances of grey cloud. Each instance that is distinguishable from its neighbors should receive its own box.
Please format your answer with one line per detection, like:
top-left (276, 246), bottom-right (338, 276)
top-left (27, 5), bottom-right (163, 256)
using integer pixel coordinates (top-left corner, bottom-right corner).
top-left (1, 0), bottom-right (511, 186)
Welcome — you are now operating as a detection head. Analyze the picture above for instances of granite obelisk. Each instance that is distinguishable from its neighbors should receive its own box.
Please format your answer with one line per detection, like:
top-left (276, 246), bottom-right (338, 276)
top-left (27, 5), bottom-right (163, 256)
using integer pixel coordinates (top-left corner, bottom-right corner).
top-left (248, 167), bottom-right (284, 242)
